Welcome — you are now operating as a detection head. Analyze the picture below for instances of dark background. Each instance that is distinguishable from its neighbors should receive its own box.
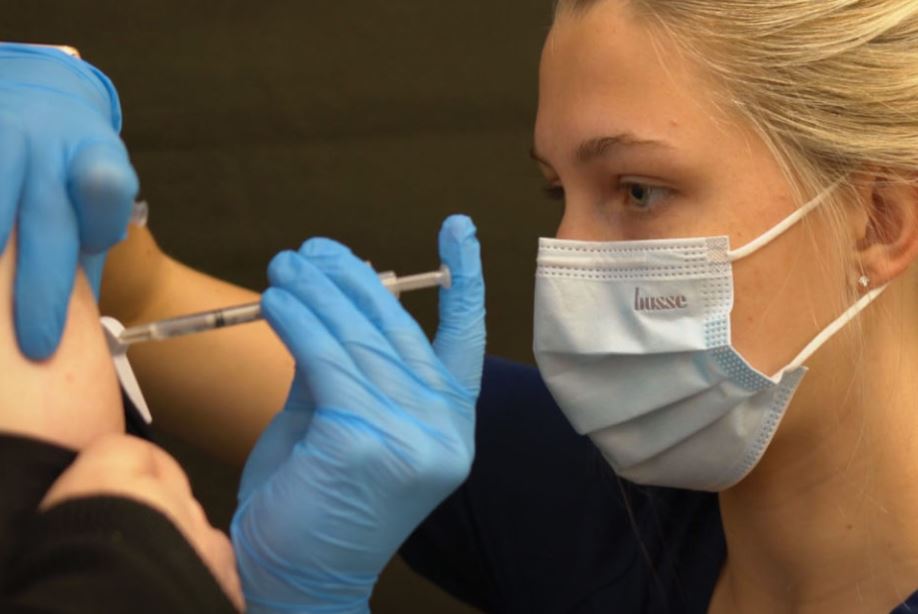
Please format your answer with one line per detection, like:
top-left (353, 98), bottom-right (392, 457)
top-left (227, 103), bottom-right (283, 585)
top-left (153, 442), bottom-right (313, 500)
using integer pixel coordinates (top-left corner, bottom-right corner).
top-left (3, 2), bottom-right (560, 610)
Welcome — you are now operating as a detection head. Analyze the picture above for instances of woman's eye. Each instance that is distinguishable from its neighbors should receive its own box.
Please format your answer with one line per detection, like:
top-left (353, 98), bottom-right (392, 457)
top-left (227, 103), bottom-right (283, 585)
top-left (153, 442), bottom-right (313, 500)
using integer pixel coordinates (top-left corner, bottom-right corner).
top-left (622, 181), bottom-right (669, 212)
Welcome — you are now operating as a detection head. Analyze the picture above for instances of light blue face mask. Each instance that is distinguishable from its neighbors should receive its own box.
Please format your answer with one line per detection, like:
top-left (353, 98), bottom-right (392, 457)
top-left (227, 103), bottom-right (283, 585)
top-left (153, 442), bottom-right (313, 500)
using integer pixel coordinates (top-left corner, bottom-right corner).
top-left (533, 186), bottom-right (884, 492)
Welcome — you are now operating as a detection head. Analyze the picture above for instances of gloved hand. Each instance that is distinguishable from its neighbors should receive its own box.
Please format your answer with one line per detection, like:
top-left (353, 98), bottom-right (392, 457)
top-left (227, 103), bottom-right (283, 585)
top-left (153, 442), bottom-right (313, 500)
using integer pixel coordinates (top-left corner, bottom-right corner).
top-left (0, 43), bottom-right (139, 359)
top-left (232, 214), bottom-right (486, 613)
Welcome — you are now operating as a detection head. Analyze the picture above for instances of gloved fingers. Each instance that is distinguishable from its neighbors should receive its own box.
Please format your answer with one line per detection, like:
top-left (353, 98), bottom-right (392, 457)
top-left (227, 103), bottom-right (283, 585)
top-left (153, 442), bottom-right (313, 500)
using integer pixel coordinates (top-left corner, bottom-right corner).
top-left (68, 140), bottom-right (139, 254)
top-left (237, 407), bottom-right (313, 504)
top-left (432, 215), bottom-right (486, 395)
top-left (0, 113), bottom-right (26, 257)
top-left (297, 238), bottom-right (443, 382)
top-left (261, 282), bottom-right (370, 407)
top-left (15, 157), bottom-right (80, 360)
top-left (266, 250), bottom-right (422, 398)
top-left (79, 251), bottom-right (107, 299)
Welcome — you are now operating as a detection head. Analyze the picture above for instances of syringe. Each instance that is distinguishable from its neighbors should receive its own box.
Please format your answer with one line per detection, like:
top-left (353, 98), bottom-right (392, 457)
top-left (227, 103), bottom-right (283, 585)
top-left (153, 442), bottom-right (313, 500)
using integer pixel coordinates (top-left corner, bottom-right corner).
top-left (117, 265), bottom-right (451, 347)
top-left (131, 200), bottom-right (149, 227)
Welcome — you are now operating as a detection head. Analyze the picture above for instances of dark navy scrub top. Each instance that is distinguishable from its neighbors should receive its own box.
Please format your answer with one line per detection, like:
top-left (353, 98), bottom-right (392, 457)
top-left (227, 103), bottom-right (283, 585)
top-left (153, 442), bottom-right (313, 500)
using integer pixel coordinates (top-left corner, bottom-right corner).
top-left (401, 357), bottom-right (918, 613)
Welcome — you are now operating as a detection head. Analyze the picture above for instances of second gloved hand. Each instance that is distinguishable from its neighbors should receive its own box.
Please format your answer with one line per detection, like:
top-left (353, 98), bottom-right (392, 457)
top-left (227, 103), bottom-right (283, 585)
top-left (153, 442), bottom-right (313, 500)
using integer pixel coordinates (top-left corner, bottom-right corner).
top-left (232, 215), bottom-right (486, 613)
top-left (0, 44), bottom-right (139, 359)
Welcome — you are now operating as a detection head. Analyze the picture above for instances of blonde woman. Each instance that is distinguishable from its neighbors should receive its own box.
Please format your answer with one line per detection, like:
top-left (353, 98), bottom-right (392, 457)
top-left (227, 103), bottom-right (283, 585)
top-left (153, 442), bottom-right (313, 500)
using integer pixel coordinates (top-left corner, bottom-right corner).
top-left (6, 0), bottom-right (918, 611)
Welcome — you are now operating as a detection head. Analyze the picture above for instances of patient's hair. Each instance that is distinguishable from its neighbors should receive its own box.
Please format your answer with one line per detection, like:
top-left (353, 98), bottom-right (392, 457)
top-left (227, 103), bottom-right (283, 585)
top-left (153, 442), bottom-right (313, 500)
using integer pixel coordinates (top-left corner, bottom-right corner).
top-left (554, 0), bottom-right (918, 302)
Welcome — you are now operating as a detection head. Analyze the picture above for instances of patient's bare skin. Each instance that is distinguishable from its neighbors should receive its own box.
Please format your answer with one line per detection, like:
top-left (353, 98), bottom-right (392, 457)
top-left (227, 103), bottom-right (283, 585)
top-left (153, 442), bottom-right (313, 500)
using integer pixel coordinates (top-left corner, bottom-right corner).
top-left (0, 237), bottom-right (124, 449)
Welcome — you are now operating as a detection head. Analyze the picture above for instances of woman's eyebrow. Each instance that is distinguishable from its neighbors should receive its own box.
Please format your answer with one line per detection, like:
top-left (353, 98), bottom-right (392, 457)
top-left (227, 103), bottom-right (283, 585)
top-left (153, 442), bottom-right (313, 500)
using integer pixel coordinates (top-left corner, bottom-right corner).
top-left (530, 133), bottom-right (672, 167)
top-left (576, 134), bottom-right (671, 163)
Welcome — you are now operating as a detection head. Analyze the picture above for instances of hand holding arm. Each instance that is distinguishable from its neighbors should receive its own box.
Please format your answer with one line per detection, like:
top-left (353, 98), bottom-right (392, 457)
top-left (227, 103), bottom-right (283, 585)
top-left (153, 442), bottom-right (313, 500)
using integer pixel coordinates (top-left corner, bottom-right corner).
top-left (0, 43), bottom-right (138, 359)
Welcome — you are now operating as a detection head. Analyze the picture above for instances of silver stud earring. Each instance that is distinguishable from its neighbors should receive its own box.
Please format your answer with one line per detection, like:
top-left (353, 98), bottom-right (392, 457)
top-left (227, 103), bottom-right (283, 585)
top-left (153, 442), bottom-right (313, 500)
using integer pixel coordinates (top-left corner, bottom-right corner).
top-left (858, 275), bottom-right (871, 290)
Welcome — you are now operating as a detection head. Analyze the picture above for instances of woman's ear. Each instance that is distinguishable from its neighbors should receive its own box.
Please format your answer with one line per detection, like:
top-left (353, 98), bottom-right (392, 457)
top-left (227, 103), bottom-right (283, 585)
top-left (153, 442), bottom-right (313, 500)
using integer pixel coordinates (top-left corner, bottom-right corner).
top-left (855, 172), bottom-right (918, 287)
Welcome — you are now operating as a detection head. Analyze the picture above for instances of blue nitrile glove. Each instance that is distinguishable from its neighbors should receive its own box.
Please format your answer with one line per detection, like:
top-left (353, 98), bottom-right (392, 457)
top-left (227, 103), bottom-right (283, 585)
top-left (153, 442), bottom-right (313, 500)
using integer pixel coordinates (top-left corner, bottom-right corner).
top-left (232, 214), bottom-right (486, 613)
top-left (0, 43), bottom-right (139, 359)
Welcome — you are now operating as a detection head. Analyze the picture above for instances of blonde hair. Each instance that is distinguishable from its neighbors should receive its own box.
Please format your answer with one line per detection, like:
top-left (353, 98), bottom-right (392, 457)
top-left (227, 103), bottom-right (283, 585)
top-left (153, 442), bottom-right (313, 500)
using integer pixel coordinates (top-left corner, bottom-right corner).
top-left (555, 0), bottom-right (918, 299)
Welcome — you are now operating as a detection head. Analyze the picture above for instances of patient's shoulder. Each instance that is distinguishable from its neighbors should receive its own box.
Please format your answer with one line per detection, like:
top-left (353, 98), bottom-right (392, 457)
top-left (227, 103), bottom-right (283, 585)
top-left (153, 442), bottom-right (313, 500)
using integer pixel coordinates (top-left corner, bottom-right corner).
top-left (0, 241), bottom-right (124, 450)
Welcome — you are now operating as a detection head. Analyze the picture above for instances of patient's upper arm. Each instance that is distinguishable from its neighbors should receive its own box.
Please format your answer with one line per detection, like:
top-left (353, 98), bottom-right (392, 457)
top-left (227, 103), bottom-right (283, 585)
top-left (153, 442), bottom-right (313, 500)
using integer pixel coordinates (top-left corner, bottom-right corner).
top-left (0, 240), bottom-right (124, 450)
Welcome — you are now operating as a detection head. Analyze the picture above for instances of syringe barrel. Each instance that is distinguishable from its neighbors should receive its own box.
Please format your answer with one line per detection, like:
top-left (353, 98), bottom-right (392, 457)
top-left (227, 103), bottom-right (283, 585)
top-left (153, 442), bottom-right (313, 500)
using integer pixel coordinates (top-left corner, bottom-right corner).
top-left (389, 265), bottom-right (451, 293)
top-left (149, 303), bottom-right (262, 340)
top-left (118, 265), bottom-right (450, 346)
top-left (210, 303), bottom-right (263, 327)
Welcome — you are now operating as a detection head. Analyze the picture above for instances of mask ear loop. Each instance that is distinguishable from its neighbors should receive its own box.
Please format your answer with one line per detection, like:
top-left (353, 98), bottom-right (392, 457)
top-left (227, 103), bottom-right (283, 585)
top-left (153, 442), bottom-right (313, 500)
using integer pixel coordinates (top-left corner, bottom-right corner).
top-left (781, 284), bottom-right (886, 373)
top-left (728, 180), bottom-right (843, 262)
top-left (719, 177), bottom-right (878, 376)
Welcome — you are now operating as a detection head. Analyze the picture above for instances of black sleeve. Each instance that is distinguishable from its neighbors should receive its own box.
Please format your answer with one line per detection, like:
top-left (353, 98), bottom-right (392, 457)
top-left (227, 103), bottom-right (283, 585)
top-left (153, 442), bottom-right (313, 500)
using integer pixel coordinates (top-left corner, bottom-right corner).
top-left (1, 496), bottom-right (237, 614)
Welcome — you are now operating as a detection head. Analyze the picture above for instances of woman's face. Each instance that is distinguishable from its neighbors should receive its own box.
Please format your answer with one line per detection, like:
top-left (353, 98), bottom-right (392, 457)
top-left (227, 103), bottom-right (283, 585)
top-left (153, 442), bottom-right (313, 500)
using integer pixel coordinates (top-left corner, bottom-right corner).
top-left (533, 0), bottom-right (848, 376)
